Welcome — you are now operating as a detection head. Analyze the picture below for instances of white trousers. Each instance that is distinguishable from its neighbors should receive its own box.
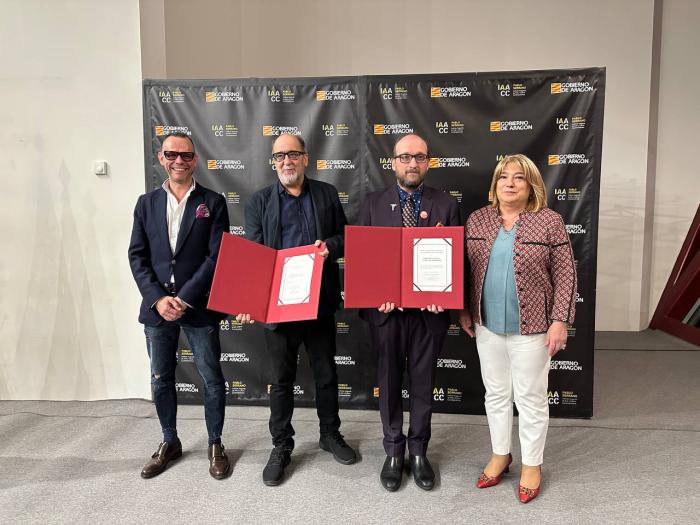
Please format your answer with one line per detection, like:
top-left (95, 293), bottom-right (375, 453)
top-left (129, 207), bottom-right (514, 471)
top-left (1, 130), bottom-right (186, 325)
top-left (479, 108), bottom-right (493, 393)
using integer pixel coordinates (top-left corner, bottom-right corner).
top-left (475, 324), bottom-right (551, 466)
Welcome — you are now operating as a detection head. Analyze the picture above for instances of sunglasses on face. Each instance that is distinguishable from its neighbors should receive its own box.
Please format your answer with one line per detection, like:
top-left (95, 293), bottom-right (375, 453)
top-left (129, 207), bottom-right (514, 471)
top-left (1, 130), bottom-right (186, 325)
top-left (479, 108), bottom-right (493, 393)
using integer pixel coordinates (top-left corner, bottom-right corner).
top-left (162, 151), bottom-right (196, 161)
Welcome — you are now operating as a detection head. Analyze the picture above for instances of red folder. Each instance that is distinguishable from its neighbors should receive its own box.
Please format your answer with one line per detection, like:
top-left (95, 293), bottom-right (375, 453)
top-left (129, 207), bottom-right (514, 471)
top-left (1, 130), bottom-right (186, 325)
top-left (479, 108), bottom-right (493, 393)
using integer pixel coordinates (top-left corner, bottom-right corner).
top-left (344, 225), bottom-right (464, 309)
top-left (208, 233), bottom-right (325, 323)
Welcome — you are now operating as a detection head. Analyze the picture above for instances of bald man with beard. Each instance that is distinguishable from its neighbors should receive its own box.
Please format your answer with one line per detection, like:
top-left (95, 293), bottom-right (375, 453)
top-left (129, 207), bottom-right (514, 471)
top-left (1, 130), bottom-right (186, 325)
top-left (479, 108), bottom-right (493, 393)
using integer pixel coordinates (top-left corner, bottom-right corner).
top-left (358, 134), bottom-right (461, 491)
top-left (237, 134), bottom-right (356, 486)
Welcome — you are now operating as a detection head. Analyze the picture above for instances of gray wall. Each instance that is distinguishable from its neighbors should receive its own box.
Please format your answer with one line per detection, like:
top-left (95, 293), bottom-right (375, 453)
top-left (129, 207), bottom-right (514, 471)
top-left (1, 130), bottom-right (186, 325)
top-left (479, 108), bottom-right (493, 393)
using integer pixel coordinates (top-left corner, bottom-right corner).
top-left (1, 0), bottom-right (147, 399)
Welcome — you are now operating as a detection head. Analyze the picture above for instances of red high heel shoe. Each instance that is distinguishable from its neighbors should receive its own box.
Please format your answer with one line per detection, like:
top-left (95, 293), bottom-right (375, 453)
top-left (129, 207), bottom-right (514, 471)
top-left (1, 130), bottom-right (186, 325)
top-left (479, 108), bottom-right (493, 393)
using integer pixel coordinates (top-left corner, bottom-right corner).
top-left (518, 483), bottom-right (541, 503)
top-left (518, 468), bottom-right (541, 503)
top-left (476, 453), bottom-right (512, 488)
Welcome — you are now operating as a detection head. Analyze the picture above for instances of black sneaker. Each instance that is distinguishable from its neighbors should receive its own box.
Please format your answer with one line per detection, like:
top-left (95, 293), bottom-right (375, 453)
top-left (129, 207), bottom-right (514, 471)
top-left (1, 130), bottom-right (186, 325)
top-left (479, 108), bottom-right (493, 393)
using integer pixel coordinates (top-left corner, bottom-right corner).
top-left (319, 432), bottom-right (357, 465)
top-left (262, 446), bottom-right (292, 486)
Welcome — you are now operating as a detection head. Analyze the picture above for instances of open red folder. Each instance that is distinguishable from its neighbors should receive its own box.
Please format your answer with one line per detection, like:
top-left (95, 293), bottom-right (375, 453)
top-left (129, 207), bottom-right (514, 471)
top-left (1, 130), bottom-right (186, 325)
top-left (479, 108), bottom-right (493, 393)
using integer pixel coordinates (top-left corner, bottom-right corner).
top-left (208, 233), bottom-right (325, 323)
top-left (344, 225), bottom-right (464, 309)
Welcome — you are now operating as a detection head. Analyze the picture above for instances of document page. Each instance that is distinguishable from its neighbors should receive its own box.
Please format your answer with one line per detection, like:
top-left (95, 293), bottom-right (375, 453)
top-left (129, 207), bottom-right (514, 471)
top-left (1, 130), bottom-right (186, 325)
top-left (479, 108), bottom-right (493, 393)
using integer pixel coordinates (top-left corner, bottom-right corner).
top-left (413, 238), bottom-right (452, 292)
top-left (278, 253), bottom-right (315, 305)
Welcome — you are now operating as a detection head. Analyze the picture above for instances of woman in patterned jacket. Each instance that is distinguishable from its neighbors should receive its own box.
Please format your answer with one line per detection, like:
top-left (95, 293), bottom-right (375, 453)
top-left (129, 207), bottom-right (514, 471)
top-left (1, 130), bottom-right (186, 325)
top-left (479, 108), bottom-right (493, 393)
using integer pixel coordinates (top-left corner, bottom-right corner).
top-left (459, 154), bottom-right (576, 503)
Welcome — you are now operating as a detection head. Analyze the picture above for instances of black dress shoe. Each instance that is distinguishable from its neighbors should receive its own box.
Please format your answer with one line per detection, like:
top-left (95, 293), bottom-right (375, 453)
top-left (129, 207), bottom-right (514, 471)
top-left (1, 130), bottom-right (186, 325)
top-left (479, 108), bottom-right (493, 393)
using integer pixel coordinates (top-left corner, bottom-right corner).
top-left (409, 455), bottom-right (435, 491)
top-left (380, 455), bottom-right (404, 492)
top-left (262, 445), bottom-right (292, 486)
top-left (208, 442), bottom-right (231, 479)
top-left (319, 432), bottom-right (357, 465)
top-left (141, 439), bottom-right (182, 478)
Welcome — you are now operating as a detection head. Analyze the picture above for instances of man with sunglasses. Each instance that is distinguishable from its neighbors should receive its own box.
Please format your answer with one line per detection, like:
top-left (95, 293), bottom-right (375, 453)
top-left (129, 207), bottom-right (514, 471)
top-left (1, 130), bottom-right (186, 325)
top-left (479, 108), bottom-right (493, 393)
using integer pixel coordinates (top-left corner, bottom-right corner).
top-left (236, 133), bottom-right (355, 486)
top-left (357, 133), bottom-right (461, 492)
top-left (128, 132), bottom-right (231, 480)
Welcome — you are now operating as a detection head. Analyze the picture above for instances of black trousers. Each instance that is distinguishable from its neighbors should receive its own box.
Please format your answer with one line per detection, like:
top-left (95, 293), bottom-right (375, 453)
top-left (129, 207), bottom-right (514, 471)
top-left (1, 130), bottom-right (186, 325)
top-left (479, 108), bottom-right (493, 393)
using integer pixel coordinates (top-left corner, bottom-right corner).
top-left (264, 315), bottom-right (341, 449)
top-left (369, 310), bottom-right (446, 457)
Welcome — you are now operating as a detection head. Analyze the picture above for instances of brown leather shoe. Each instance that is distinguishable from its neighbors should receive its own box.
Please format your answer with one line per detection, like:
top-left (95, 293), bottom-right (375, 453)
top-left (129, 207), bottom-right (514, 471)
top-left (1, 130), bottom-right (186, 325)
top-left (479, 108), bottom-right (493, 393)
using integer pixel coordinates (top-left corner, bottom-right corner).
top-left (208, 443), bottom-right (231, 479)
top-left (141, 440), bottom-right (182, 478)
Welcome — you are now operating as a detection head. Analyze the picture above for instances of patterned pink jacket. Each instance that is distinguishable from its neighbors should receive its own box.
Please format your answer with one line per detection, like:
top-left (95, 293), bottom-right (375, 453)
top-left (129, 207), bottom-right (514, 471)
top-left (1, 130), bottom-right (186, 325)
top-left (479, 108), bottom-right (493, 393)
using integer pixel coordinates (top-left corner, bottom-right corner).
top-left (465, 205), bottom-right (577, 335)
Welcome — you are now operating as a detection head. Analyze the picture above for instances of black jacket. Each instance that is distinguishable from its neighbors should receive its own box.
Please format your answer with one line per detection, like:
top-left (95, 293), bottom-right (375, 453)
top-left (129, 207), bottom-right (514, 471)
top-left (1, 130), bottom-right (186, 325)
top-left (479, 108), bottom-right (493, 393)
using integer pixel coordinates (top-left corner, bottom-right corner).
top-left (244, 177), bottom-right (347, 328)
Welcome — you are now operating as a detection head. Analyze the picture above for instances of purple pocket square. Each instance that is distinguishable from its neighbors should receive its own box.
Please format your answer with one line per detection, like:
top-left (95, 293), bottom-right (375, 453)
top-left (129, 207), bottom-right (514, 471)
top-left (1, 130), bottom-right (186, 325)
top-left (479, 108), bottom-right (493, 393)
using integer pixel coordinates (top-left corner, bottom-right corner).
top-left (195, 204), bottom-right (210, 219)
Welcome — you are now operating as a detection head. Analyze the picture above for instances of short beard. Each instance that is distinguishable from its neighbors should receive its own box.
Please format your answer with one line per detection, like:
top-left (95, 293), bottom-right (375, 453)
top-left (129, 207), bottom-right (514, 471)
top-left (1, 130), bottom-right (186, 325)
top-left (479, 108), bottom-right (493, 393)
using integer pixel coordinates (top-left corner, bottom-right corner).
top-left (279, 172), bottom-right (302, 188)
top-left (398, 171), bottom-right (425, 190)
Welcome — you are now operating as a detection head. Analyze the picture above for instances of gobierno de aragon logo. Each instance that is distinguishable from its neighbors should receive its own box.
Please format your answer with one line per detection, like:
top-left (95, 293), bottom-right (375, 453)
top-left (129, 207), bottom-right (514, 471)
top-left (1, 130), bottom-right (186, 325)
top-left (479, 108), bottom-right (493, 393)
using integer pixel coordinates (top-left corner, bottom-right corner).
top-left (550, 81), bottom-right (594, 94)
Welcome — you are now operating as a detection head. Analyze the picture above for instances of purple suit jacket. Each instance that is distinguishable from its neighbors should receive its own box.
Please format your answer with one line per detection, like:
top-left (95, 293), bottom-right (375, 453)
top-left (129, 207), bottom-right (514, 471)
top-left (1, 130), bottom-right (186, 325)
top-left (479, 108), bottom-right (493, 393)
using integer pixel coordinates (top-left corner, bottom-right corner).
top-left (356, 184), bottom-right (461, 334)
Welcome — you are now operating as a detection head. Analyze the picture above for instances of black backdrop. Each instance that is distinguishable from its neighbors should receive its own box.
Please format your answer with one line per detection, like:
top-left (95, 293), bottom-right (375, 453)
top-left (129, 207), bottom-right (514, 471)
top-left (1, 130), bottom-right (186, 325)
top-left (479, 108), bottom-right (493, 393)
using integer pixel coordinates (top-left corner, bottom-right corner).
top-left (142, 67), bottom-right (605, 418)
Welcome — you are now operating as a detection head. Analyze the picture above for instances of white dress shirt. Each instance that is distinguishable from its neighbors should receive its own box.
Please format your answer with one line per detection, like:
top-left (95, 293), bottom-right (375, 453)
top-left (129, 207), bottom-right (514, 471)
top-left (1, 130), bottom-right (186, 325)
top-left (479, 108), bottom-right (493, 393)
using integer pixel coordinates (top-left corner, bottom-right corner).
top-left (162, 178), bottom-right (196, 254)
top-left (162, 179), bottom-right (196, 287)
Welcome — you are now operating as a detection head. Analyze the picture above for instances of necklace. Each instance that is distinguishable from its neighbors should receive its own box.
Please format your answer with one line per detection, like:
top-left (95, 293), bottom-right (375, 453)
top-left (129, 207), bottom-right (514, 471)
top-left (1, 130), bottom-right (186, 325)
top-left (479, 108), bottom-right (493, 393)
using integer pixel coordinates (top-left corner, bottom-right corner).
top-left (499, 210), bottom-right (522, 230)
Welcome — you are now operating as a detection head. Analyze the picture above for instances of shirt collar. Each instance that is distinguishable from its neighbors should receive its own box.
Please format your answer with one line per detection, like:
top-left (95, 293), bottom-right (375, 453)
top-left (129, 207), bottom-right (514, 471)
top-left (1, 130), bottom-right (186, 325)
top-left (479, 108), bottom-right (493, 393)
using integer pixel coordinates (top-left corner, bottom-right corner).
top-left (277, 178), bottom-right (307, 196)
top-left (397, 183), bottom-right (424, 203)
top-left (162, 177), bottom-right (196, 199)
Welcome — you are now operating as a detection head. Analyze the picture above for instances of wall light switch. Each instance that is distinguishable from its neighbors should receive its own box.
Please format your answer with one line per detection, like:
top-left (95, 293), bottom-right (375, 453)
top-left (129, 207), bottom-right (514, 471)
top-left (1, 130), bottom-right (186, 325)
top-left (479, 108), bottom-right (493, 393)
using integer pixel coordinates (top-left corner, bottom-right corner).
top-left (94, 160), bottom-right (109, 176)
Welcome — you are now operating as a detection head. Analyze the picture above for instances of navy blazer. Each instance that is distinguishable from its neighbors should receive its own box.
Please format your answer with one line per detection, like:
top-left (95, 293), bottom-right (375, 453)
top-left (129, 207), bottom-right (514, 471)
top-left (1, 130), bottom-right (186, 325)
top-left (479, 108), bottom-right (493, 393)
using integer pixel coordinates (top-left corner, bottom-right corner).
top-left (244, 177), bottom-right (347, 328)
top-left (128, 182), bottom-right (229, 326)
top-left (357, 185), bottom-right (461, 334)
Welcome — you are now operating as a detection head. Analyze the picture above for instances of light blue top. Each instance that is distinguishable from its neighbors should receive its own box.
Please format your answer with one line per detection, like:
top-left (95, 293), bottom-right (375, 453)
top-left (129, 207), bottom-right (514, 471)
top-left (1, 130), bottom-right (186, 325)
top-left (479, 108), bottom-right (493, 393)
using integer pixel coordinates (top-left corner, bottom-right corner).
top-left (482, 225), bottom-right (520, 334)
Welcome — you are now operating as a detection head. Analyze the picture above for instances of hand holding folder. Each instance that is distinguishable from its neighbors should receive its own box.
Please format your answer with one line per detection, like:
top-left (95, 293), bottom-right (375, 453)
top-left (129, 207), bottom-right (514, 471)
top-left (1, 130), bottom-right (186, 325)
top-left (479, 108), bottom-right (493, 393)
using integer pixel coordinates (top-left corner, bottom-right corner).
top-left (344, 225), bottom-right (464, 309)
top-left (208, 234), bottom-right (326, 323)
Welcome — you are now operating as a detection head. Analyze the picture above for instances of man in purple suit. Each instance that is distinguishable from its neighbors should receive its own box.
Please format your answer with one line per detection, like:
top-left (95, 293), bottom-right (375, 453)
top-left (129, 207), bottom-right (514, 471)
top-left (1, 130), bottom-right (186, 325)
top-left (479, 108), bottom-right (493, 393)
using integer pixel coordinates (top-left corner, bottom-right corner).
top-left (358, 134), bottom-right (461, 491)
